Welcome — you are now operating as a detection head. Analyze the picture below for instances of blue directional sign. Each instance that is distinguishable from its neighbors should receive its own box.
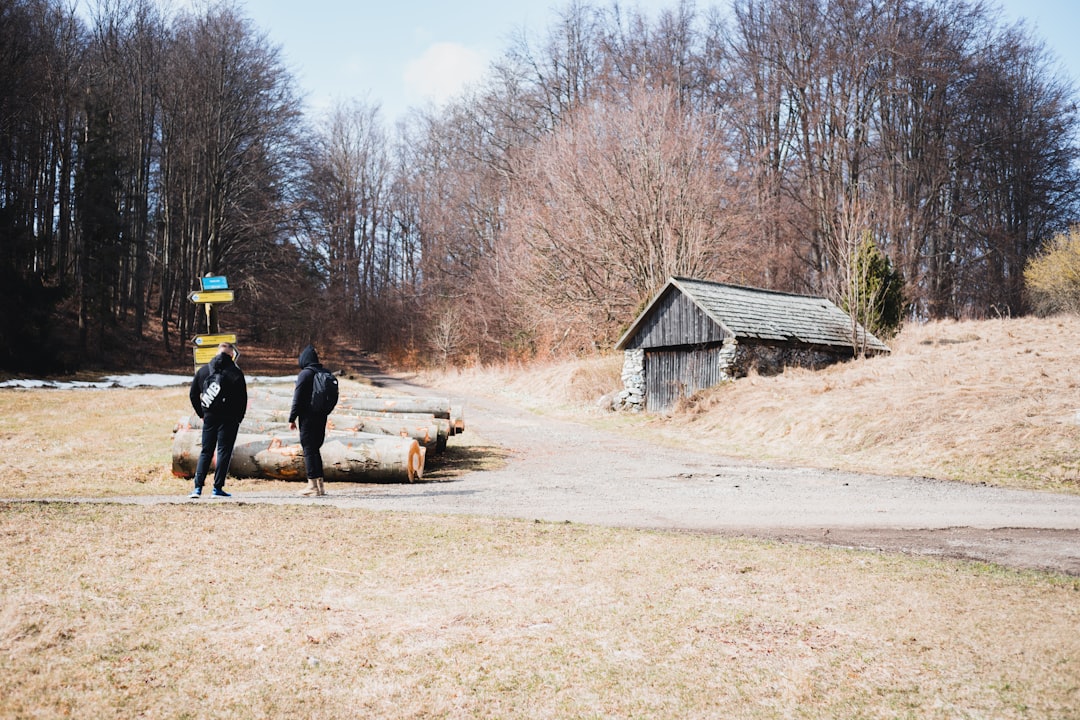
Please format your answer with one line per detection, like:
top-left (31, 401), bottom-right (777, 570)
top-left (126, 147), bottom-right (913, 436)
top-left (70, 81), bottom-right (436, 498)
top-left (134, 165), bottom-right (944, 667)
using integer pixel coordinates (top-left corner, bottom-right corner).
top-left (200, 275), bottom-right (229, 291)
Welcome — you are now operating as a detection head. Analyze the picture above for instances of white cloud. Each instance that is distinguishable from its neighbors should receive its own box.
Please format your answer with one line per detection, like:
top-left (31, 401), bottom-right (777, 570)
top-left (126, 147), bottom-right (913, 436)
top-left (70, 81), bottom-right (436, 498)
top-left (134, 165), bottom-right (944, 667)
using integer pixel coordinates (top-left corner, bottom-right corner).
top-left (403, 42), bottom-right (487, 105)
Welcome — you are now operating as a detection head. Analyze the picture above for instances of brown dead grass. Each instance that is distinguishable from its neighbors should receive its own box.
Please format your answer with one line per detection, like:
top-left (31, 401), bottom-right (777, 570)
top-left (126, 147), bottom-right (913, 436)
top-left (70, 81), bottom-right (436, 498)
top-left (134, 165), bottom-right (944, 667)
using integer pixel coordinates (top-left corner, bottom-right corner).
top-left (0, 386), bottom-right (188, 498)
top-left (2, 502), bottom-right (1078, 719)
top-left (416, 355), bottom-right (623, 412)
top-left (0, 378), bottom-right (391, 499)
top-left (423, 317), bottom-right (1080, 492)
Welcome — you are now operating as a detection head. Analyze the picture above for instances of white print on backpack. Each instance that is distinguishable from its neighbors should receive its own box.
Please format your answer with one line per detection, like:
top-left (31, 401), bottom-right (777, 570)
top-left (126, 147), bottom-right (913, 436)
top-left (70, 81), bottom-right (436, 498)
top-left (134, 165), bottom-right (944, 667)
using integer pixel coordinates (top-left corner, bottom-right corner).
top-left (200, 379), bottom-right (222, 409)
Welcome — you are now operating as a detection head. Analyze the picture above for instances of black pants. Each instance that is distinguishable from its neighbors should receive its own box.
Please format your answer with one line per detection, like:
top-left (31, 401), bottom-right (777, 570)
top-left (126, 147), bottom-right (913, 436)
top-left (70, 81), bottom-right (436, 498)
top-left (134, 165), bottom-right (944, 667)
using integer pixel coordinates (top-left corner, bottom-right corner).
top-left (194, 413), bottom-right (240, 490)
top-left (298, 414), bottom-right (327, 479)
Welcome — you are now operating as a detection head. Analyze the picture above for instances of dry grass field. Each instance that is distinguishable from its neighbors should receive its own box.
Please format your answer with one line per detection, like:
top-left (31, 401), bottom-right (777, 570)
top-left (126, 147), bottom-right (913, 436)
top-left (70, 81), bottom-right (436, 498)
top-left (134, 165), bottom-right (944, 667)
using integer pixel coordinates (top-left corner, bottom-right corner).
top-left (1, 316), bottom-right (1079, 717)
top-left (2, 503), bottom-right (1078, 719)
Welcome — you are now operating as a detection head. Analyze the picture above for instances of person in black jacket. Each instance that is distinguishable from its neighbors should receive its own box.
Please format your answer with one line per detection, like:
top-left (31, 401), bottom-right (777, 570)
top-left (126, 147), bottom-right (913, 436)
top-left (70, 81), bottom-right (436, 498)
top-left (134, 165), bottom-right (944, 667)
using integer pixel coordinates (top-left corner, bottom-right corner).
top-left (188, 343), bottom-right (247, 498)
top-left (289, 344), bottom-right (328, 497)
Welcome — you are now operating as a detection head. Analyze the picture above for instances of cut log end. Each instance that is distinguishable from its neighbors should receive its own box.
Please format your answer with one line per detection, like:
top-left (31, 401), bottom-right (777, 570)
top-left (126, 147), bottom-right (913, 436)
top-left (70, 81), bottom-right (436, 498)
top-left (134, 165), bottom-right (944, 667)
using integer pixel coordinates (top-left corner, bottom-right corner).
top-left (410, 445), bottom-right (426, 483)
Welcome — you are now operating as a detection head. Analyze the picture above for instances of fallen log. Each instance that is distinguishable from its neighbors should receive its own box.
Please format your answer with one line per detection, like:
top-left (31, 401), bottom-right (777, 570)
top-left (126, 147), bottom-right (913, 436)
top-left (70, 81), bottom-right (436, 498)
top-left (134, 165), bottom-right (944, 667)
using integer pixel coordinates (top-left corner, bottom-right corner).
top-left (327, 411), bottom-right (451, 445)
top-left (235, 407), bottom-right (451, 451)
top-left (180, 412), bottom-right (438, 448)
top-left (171, 428), bottom-right (424, 483)
top-left (335, 395), bottom-right (453, 419)
top-left (247, 385), bottom-right (387, 405)
top-left (245, 385), bottom-right (462, 439)
top-left (324, 414), bottom-right (441, 450)
top-left (336, 396), bottom-right (463, 439)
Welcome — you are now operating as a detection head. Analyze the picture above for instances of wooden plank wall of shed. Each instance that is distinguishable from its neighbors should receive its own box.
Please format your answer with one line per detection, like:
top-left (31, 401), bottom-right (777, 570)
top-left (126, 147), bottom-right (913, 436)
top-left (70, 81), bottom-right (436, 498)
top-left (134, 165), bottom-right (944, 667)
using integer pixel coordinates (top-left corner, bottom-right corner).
top-left (625, 287), bottom-right (728, 350)
top-left (645, 346), bottom-right (726, 412)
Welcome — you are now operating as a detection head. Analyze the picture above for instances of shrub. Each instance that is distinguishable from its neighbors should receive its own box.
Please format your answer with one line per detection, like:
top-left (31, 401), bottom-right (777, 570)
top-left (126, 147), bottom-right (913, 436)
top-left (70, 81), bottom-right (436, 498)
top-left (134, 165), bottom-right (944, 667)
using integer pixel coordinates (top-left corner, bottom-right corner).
top-left (1024, 227), bottom-right (1080, 315)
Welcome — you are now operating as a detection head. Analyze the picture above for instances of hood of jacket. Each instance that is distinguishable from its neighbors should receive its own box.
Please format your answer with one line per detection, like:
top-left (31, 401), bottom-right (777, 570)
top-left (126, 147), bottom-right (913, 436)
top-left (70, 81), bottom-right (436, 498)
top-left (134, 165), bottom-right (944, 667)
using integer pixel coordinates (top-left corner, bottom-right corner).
top-left (208, 352), bottom-right (233, 374)
top-left (298, 344), bottom-right (320, 369)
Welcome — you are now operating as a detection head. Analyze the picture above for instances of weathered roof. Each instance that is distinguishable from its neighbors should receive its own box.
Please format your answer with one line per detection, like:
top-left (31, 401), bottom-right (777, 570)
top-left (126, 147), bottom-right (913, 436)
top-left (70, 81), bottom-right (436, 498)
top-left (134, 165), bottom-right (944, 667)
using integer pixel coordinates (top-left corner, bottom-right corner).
top-left (615, 276), bottom-right (891, 354)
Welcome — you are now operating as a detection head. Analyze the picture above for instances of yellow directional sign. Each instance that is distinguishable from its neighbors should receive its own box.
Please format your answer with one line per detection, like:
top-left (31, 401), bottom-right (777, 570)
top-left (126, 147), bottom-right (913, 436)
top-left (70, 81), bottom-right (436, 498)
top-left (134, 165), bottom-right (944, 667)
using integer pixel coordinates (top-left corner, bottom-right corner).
top-left (191, 333), bottom-right (237, 347)
top-left (193, 346), bottom-right (221, 366)
top-left (188, 289), bottom-right (234, 304)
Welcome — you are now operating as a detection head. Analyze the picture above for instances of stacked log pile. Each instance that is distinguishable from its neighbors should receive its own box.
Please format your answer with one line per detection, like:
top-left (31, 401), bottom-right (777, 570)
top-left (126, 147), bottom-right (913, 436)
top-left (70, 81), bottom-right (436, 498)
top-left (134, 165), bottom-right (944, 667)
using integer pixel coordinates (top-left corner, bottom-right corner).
top-left (171, 382), bottom-right (464, 484)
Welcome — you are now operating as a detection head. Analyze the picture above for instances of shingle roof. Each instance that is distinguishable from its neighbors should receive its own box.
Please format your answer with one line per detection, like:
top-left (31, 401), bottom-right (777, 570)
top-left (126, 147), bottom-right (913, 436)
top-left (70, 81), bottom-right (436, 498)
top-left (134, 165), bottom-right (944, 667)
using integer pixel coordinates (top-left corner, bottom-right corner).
top-left (616, 277), bottom-right (891, 354)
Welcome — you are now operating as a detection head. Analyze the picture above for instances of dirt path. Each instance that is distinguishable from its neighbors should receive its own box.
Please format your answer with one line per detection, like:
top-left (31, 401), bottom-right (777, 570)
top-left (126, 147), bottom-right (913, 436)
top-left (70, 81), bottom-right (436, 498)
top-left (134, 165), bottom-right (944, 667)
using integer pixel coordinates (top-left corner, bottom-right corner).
top-left (365, 372), bottom-right (1080, 576)
top-left (93, 369), bottom-right (1080, 575)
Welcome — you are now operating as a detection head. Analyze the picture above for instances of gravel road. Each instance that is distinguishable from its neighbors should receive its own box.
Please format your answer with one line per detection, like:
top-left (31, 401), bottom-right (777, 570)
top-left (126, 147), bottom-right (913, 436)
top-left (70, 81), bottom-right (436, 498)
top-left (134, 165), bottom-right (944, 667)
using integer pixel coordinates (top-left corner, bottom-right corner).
top-left (98, 371), bottom-right (1080, 575)
top-left (372, 374), bottom-right (1080, 576)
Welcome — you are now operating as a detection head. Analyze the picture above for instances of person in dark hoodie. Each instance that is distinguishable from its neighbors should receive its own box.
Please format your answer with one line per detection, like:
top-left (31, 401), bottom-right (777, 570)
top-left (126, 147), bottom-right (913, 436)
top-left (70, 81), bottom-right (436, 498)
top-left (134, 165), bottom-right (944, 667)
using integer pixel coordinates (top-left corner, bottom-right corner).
top-left (289, 344), bottom-right (329, 496)
top-left (188, 342), bottom-right (247, 498)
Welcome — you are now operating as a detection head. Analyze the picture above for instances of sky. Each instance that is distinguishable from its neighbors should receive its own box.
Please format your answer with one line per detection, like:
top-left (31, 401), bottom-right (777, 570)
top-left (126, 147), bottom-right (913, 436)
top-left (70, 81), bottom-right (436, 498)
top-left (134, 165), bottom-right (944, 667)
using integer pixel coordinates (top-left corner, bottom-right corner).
top-left (240, 0), bottom-right (671, 121)
top-left (235, 0), bottom-right (1080, 125)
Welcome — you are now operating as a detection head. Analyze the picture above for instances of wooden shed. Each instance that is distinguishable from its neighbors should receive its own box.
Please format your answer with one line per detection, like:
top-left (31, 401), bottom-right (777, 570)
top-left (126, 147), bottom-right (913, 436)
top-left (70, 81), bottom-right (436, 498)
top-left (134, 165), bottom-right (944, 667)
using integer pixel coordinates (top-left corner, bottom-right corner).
top-left (613, 277), bottom-right (890, 412)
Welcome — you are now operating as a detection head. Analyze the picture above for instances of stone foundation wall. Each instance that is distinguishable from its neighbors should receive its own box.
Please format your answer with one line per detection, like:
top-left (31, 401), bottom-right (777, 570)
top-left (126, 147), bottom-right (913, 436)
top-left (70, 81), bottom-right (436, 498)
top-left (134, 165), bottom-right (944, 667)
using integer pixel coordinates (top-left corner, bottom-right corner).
top-left (716, 337), bottom-right (739, 379)
top-left (730, 342), bottom-right (848, 377)
top-left (613, 349), bottom-right (645, 412)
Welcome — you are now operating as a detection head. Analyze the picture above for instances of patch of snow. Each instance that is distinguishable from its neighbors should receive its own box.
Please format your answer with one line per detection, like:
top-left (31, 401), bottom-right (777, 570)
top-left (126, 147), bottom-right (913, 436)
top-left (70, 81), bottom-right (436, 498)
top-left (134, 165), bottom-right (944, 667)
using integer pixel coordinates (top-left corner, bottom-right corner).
top-left (105, 373), bottom-right (192, 388)
top-left (0, 374), bottom-right (296, 390)
top-left (0, 378), bottom-right (119, 389)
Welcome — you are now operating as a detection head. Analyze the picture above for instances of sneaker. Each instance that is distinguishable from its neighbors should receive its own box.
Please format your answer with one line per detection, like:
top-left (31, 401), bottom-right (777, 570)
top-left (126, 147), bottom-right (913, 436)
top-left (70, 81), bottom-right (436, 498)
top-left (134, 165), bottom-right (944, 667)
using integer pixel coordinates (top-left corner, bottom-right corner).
top-left (188, 489), bottom-right (201, 498)
top-left (211, 489), bottom-right (231, 498)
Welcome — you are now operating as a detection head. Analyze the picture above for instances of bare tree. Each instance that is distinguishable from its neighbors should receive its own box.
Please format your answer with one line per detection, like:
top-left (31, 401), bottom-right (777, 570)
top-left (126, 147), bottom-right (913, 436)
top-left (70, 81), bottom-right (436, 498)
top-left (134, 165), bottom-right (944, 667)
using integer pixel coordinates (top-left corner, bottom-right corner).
top-left (391, 93), bottom-right (527, 361)
top-left (300, 99), bottom-right (395, 345)
top-left (158, 5), bottom-right (302, 345)
top-left (2, 0), bottom-right (1077, 371)
top-left (73, 0), bottom-right (170, 357)
top-left (509, 85), bottom-right (743, 347)
top-left (717, 0), bottom-right (1079, 318)
top-left (947, 25), bottom-right (1080, 316)
top-left (722, 0), bottom-right (808, 290)
top-left (504, 0), bottom-right (606, 129)
top-left (0, 0), bottom-right (84, 370)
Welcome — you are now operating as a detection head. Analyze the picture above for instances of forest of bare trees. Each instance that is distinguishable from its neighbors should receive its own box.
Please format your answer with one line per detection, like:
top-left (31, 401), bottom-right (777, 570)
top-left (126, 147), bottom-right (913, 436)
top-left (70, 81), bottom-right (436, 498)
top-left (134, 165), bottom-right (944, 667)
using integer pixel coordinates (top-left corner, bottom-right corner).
top-left (1, 0), bottom-right (1077, 372)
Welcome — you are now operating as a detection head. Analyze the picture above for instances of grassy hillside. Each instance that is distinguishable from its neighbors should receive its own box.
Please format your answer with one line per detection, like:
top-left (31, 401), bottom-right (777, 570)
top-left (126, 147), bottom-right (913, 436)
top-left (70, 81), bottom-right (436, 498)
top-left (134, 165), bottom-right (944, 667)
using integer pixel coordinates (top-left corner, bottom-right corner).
top-left (421, 316), bottom-right (1080, 493)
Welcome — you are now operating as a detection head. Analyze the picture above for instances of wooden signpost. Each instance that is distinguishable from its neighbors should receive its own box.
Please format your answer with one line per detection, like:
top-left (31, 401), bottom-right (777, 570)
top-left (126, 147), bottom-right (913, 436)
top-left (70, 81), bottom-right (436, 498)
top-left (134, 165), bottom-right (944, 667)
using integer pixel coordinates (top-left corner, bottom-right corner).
top-left (189, 275), bottom-right (235, 369)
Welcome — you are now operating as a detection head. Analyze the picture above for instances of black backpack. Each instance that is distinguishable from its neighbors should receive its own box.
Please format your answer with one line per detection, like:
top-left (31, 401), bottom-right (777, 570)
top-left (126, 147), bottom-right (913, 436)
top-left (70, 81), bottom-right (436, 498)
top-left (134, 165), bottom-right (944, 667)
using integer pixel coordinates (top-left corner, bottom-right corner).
top-left (309, 368), bottom-right (339, 415)
top-left (200, 369), bottom-right (227, 413)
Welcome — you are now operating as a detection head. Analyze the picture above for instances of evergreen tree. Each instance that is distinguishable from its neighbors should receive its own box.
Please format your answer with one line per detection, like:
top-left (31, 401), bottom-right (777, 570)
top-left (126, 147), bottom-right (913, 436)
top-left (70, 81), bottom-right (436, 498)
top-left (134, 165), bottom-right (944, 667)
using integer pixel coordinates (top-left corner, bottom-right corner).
top-left (845, 235), bottom-right (905, 343)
